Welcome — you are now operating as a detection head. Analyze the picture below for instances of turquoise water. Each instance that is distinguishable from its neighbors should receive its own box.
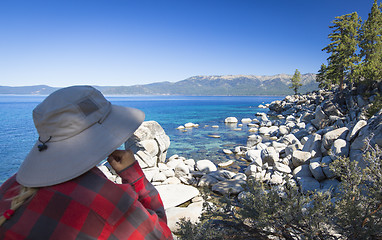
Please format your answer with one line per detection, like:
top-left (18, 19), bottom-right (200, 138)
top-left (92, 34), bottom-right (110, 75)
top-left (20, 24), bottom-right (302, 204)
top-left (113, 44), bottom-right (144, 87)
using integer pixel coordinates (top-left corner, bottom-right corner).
top-left (0, 95), bottom-right (283, 184)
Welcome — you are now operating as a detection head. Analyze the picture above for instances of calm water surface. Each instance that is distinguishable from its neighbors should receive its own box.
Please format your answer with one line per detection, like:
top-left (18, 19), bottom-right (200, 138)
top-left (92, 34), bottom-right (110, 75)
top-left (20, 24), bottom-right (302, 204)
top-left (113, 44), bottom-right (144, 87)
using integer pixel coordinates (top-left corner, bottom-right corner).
top-left (0, 95), bottom-right (283, 184)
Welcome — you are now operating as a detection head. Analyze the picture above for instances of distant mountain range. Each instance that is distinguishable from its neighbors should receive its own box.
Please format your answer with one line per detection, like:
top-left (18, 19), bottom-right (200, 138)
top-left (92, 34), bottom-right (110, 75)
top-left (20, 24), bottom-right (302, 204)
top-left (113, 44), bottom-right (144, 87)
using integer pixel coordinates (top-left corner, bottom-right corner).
top-left (0, 73), bottom-right (318, 96)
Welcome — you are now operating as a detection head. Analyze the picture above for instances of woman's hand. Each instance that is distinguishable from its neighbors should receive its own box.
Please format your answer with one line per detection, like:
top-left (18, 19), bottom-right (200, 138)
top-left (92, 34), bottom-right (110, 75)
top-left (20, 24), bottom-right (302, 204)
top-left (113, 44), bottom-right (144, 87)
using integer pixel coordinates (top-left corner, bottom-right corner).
top-left (107, 150), bottom-right (136, 172)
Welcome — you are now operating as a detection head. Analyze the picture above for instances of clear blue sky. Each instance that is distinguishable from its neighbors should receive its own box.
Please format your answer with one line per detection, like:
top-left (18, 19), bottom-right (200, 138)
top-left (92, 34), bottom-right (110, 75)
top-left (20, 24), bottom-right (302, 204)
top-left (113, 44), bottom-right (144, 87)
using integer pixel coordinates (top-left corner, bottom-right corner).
top-left (0, 0), bottom-right (376, 87)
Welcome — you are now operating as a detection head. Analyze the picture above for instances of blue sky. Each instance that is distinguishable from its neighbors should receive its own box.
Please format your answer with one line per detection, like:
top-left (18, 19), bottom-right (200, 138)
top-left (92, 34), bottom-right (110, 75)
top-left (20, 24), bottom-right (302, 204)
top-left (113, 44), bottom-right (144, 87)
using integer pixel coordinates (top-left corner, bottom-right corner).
top-left (0, 0), bottom-right (376, 87)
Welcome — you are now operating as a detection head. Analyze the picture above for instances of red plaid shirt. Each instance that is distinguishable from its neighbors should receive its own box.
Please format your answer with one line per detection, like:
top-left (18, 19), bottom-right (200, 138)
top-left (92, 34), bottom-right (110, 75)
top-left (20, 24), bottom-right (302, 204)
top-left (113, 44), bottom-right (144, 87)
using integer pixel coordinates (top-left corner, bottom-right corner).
top-left (0, 162), bottom-right (173, 240)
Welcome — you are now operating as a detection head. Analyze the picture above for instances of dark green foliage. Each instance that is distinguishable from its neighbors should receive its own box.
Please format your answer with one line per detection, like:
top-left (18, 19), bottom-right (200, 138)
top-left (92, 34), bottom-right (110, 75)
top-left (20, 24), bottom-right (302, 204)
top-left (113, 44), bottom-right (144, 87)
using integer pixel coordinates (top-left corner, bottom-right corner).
top-left (176, 144), bottom-right (382, 240)
top-left (316, 63), bottom-right (334, 90)
top-left (289, 69), bottom-right (302, 95)
top-left (367, 93), bottom-right (382, 118)
top-left (321, 12), bottom-right (362, 90)
top-left (330, 143), bottom-right (382, 239)
top-left (358, 0), bottom-right (382, 83)
top-left (319, 1), bottom-right (382, 90)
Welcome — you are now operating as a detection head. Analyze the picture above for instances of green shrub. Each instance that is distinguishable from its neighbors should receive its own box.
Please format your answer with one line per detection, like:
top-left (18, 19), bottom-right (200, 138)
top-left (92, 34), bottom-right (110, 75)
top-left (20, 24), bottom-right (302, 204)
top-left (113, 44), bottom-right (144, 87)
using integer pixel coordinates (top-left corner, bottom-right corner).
top-left (330, 143), bottom-right (382, 239)
top-left (367, 93), bottom-right (382, 118)
top-left (176, 144), bottom-right (382, 240)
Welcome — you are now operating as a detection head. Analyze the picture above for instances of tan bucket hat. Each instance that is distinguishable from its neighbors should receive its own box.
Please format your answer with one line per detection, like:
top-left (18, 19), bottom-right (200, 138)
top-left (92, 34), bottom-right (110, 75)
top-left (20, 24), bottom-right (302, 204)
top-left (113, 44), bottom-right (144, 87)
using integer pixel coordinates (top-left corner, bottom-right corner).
top-left (16, 86), bottom-right (145, 187)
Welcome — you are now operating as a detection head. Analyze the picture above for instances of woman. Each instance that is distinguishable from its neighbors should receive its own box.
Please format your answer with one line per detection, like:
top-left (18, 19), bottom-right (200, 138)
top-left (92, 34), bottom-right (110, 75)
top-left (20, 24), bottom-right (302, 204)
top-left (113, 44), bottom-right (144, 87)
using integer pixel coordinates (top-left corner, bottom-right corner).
top-left (0, 86), bottom-right (173, 239)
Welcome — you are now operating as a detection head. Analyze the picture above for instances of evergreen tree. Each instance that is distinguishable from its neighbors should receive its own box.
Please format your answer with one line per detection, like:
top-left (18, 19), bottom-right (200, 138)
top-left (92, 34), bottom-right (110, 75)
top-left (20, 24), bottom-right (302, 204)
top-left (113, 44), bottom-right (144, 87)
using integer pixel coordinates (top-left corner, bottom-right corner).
top-left (321, 12), bottom-right (362, 90)
top-left (289, 69), bottom-right (302, 94)
top-left (358, 0), bottom-right (382, 83)
top-left (316, 63), bottom-right (333, 90)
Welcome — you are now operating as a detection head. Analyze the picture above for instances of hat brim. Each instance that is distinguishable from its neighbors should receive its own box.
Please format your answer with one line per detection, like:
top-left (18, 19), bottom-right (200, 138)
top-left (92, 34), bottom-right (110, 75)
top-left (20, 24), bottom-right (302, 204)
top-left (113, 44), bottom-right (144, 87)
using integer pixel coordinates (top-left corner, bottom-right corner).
top-left (16, 105), bottom-right (145, 187)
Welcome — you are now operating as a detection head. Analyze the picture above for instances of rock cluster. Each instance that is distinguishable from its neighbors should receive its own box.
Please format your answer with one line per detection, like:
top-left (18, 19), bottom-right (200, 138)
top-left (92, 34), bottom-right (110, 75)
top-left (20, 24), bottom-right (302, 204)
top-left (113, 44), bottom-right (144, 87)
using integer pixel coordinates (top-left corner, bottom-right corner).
top-left (124, 121), bottom-right (170, 180)
top-left (98, 86), bottom-right (382, 233)
top-left (241, 87), bottom-right (382, 194)
top-left (99, 121), bottom-right (204, 232)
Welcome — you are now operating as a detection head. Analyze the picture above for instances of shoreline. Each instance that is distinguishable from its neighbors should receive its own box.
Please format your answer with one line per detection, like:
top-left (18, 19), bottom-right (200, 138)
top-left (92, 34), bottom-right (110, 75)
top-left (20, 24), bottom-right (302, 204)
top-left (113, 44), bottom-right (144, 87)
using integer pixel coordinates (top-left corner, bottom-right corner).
top-left (99, 85), bottom-right (382, 232)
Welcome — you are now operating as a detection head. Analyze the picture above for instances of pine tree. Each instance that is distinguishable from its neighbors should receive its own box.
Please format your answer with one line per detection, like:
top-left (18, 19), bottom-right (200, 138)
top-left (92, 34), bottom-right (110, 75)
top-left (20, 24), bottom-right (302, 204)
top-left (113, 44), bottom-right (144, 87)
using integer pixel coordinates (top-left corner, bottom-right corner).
top-left (289, 69), bottom-right (302, 94)
top-left (316, 63), bottom-right (333, 90)
top-left (358, 0), bottom-right (382, 83)
top-left (322, 12), bottom-right (362, 90)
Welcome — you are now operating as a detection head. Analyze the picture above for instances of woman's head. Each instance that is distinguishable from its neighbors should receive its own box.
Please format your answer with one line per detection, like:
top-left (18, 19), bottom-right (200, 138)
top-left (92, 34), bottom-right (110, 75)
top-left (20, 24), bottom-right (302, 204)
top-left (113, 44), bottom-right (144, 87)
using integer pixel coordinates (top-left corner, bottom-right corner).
top-left (16, 86), bottom-right (144, 187)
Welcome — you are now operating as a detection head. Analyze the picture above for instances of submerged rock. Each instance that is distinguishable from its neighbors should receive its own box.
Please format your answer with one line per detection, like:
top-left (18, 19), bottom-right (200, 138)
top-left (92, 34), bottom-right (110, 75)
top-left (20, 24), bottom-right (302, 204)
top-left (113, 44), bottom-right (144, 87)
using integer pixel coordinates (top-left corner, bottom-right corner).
top-left (225, 117), bottom-right (238, 123)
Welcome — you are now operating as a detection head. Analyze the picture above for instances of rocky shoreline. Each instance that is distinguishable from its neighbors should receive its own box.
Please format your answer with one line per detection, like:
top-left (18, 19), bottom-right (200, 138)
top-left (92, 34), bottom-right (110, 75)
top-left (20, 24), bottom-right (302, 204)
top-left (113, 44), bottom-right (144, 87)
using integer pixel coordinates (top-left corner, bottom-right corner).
top-left (99, 86), bottom-right (382, 233)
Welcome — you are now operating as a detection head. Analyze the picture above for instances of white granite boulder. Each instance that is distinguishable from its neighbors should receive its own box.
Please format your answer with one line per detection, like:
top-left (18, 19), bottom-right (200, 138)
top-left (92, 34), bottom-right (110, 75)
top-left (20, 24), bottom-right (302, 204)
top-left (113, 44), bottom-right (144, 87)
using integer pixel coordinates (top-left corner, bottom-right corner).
top-left (245, 149), bottom-right (262, 166)
top-left (280, 134), bottom-right (303, 148)
top-left (184, 122), bottom-right (199, 128)
top-left (330, 139), bottom-right (350, 160)
top-left (261, 147), bottom-right (279, 166)
top-left (174, 163), bottom-right (190, 178)
top-left (142, 167), bottom-right (160, 182)
top-left (347, 120), bottom-right (367, 142)
top-left (322, 127), bottom-right (349, 150)
top-left (156, 184), bottom-right (200, 209)
top-left (241, 118), bottom-right (252, 123)
top-left (274, 162), bottom-right (291, 174)
top-left (125, 121), bottom-right (171, 167)
top-left (292, 150), bottom-right (312, 167)
top-left (165, 200), bottom-right (203, 232)
top-left (195, 160), bottom-right (217, 173)
top-left (302, 133), bottom-right (322, 158)
top-left (247, 135), bottom-right (262, 147)
top-left (225, 117), bottom-right (238, 123)
top-left (279, 125), bottom-right (289, 135)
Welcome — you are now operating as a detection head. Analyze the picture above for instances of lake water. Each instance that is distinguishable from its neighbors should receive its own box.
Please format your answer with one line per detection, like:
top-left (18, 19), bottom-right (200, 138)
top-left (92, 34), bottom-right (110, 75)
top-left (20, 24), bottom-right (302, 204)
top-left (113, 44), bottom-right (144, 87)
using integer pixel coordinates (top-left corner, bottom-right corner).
top-left (0, 95), bottom-right (283, 185)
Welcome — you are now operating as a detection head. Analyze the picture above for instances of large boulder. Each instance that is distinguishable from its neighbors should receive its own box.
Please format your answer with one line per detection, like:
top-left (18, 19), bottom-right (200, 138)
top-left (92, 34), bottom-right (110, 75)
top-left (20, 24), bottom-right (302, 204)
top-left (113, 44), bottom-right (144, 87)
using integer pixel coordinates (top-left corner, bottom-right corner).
top-left (309, 157), bottom-right (326, 181)
top-left (297, 177), bottom-right (320, 193)
top-left (211, 179), bottom-right (246, 195)
top-left (349, 150), bottom-right (368, 170)
top-left (198, 174), bottom-right (220, 187)
top-left (269, 100), bottom-right (283, 112)
top-left (244, 164), bottom-right (259, 176)
top-left (351, 111), bottom-right (382, 150)
top-left (322, 100), bottom-right (343, 117)
top-left (245, 149), bottom-right (262, 166)
top-left (302, 133), bottom-right (322, 158)
top-left (279, 125), bottom-right (289, 135)
top-left (125, 121), bottom-right (171, 168)
top-left (347, 120), bottom-right (367, 142)
top-left (292, 150), bottom-right (312, 167)
top-left (261, 147), bottom-right (279, 166)
top-left (321, 156), bottom-right (336, 179)
top-left (311, 105), bottom-right (329, 129)
top-left (330, 139), bottom-right (350, 160)
top-left (293, 165), bottom-right (313, 178)
top-left (166, 200), bottom-right (203, 232)
top-left (142, 167), bottom-right (160, 182)
top-left (322, 127), bottom-right (349, 150)
top-left (274, 162), bottom-right (291, 174)
top-left (225, 117), bottom-right (238, 123)
top-left (156, 184), bottom-right (200, 209)
top-left (280, 134), bottom-right (302, 147)
top-left (195, 160), bottom-right (217, 173)
top-left (247, 135), bottom-right (263, 147)
top-left (350, 125), bottom-right (370, 151)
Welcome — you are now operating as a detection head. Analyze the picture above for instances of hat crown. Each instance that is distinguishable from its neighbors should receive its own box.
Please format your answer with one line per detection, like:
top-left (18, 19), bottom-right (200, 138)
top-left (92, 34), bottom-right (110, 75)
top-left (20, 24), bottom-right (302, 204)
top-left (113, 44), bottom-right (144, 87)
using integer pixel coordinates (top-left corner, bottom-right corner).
top-left (33, 86), bottom-right (111, 141)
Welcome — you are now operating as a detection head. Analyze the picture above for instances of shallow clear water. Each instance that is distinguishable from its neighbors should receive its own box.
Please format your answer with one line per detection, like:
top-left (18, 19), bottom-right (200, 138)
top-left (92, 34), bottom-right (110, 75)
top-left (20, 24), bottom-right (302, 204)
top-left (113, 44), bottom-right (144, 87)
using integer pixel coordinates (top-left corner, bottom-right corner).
top-left (0, 95), bottom-right (283, 184)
